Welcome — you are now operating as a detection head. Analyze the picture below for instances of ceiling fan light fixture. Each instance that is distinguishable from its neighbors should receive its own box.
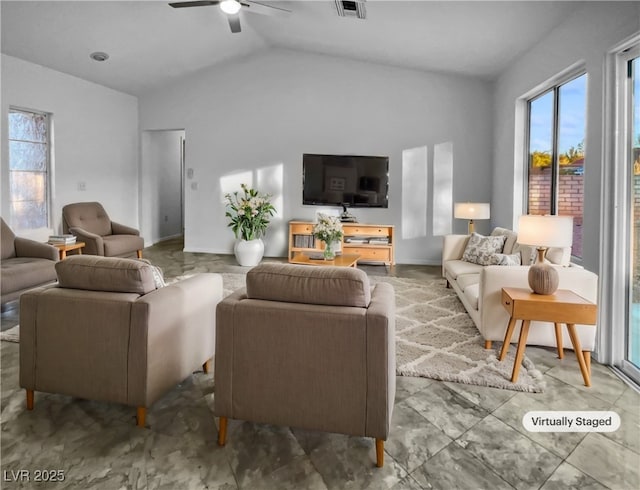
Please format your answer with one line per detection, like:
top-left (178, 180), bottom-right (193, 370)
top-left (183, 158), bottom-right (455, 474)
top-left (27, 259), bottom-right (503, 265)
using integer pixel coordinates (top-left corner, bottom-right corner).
top-left (220, 0), bottom-right (241, 15)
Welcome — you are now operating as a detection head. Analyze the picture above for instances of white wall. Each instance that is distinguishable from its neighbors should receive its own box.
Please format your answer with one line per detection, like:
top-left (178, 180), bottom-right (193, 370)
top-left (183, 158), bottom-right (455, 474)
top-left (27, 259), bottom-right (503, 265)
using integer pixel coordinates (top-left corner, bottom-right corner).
top-left (140, 48), bottom-right (493, 264)
top-left (492, 2), bottom-right (640, 273)
top-left (1, 54), bottom-right (139, 234)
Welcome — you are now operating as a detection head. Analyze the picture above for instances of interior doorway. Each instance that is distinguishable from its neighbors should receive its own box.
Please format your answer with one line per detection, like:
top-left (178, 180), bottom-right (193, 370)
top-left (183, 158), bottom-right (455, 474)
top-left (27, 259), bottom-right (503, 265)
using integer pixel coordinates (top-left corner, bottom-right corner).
top-left (140, 130), bottom-right (185, 245)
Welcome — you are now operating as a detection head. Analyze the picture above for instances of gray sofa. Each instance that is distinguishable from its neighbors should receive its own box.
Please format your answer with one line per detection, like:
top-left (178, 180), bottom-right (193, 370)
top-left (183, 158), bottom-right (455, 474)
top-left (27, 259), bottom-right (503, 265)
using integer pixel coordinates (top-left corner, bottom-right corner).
top-left (1, 218), bottom-right (58, 306)
top-left (215, 263), bottom-right (396, 467)
top-left (20, 255), bottom-right (223, 426)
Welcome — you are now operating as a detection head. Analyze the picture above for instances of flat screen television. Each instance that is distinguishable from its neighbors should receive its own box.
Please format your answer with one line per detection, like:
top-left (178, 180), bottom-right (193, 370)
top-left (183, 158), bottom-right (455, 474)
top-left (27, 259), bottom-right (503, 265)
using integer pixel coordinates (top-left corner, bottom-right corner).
top-left (302, 153), bottom-right (389, 208)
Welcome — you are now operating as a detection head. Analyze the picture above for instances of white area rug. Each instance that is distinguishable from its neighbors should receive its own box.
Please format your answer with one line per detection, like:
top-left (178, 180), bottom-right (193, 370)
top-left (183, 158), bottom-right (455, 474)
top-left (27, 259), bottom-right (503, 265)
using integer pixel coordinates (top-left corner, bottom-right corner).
top-left (2, 272), bottom-right (544, 392)
top-left (0, 325), bottom-right (19, 343)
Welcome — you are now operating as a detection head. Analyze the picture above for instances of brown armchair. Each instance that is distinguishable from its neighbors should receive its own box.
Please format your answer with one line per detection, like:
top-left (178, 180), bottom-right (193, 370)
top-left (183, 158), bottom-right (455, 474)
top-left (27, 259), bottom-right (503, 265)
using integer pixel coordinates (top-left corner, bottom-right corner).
top-left (20, 255), bottom-right (223, 426)
top-left (215, 263), bottom-right (396, 467)
top-left (1, 218), bottom-right (58, 305)
top-left (62, 202), bottom-right (144, 258)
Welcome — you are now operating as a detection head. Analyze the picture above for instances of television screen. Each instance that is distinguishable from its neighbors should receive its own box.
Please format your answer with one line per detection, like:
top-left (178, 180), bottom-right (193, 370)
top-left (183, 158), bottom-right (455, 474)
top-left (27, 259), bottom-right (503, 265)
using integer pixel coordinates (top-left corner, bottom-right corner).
top-left (302, 154), bottom-right (389, 208)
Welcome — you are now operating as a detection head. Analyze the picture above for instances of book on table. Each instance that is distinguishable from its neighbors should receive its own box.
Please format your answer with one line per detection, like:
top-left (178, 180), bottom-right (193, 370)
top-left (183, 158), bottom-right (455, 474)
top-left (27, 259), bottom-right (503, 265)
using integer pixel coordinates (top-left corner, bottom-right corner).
top-left (48, 235), bottom-right (76, 244)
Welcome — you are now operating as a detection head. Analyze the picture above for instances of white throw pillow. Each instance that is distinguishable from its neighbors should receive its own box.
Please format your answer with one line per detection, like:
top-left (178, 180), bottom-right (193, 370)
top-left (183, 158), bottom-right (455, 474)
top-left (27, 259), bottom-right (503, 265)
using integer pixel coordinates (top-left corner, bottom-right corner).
top-left (462, 233), bottom-right (507, 266)
top-left (137, 259), bottom-right (166, 289)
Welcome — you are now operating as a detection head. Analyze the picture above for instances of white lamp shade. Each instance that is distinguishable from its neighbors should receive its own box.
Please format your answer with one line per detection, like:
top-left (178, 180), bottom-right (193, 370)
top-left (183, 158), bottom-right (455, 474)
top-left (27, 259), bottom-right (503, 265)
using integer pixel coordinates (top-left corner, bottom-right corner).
top-left (517, 215), bottom-right (573, 248)
top-left (220, 0), bottom-right (241, 14)
top-left (454, 202), bottom-right (490, 220)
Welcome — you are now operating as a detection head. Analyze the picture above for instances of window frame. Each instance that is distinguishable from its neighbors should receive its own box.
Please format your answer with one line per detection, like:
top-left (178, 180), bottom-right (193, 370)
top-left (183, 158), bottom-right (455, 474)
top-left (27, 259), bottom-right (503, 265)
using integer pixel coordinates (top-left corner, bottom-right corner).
top-left (8, 106), bottom-right (53, 230)
top-left (523, 69), bottom-right (587, 259)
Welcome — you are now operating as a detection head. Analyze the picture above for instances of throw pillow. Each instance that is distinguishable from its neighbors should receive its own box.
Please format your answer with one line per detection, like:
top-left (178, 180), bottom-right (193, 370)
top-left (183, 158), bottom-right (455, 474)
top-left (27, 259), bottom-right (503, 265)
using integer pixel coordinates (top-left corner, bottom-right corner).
top-left (462, 233), bottom-right (507, 266)
top-left (138, 259), bottom-right (166, 289)
top-left (489, 253), bottom-right (522, 266)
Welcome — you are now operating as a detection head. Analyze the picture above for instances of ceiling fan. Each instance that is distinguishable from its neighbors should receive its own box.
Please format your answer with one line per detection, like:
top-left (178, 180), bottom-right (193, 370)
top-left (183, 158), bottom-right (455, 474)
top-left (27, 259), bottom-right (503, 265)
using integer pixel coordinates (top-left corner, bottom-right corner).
top-left (169, 0), bottom-right (291, 34)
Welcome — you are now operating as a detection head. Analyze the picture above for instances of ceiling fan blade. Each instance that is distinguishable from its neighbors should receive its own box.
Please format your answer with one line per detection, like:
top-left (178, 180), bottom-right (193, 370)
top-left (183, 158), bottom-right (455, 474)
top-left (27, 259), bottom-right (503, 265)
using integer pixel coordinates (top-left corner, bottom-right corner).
top-left (227, 13), bottom-right (242, 33)
top-left (243, 1), bottom-right (292, 17)
top-left (169, 1), bottom-right (221, 8)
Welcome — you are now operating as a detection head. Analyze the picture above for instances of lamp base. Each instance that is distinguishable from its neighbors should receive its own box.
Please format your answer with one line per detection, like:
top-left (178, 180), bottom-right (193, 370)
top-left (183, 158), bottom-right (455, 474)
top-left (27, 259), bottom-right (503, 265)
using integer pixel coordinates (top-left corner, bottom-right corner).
top-left (528, 262), bottom-right (559, 295)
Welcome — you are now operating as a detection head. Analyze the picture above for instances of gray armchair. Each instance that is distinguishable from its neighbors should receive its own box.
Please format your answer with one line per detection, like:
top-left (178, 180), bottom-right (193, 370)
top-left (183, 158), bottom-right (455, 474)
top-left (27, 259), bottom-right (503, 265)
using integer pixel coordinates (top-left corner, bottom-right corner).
top-left (1, 218), bottom-right (58, 305)
top-left (62, 202), bottom-right (144, 258)
top-left (20, 255), bottom-right (223, 426)
top-left (215, 263), bottom-right (396, 467)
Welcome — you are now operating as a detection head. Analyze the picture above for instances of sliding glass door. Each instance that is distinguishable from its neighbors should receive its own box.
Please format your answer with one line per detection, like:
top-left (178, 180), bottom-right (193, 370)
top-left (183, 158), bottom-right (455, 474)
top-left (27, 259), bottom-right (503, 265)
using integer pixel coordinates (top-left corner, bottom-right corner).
top-left (628, 53), bottom-right (640, 374)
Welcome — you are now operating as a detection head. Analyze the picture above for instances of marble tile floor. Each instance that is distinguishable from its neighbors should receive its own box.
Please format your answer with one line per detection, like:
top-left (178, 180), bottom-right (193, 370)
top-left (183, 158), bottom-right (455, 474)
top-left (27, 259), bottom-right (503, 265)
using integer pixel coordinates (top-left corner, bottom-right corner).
top-left (1, 237), bottom-right (639, 489)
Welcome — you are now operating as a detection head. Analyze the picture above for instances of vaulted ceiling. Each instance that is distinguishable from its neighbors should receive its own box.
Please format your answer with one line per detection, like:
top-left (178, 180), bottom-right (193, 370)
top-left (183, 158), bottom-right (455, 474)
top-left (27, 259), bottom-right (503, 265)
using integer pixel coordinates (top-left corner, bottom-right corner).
top-left (1, 1), bottom-right (584, 96)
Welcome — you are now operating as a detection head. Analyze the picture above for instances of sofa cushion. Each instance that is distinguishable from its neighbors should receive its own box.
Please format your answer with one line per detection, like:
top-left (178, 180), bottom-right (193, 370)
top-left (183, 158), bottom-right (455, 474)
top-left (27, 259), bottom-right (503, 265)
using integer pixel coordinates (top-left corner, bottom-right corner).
top-left (55, 255), bottom-right (157, 294)
top-left (246, 262), bottom-right (371, 307)
top-left (103, 234), bottom-right (145, 257)
top-left (489, 253), bottom-right (522, 266)
top-left (63, 202), bottom-right (113, 236)
top-left (490, 228), bottom-right (518, 255)
top-left (1, 257), bottom-right (57, 295)
top-left (445, 260), bottom-right (484, 280)
top-left (456, 273), bottom-right (480, 291)
top-left (462, 283), bottom-right (480, 310)
top-left (462, 233), bottom-right (507, 266)
top-left (546, 247), bottom-right (572, 266)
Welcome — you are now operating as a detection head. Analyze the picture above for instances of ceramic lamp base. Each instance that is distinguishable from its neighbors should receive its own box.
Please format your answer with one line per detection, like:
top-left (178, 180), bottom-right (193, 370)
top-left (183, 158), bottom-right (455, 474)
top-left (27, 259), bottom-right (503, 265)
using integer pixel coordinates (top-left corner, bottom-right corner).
top-left (528, 262), bottom-right (559, 295)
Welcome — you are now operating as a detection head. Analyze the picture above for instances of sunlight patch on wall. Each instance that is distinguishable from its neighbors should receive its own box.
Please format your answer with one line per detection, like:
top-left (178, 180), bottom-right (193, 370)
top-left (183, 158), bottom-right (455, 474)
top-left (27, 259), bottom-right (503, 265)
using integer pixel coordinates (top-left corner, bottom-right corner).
top-left (401, 146), bottom-right (428, 240)
top-left (433, 142), bottom-right (453, 236)
top-left (257, 163), bottom-right (286, 254)
top-left (219, 164), bottom-right (285, 255)
top-left (256, 163), bottom-right (284, 222)
top-left (219, 171), bottom-right (253, 203)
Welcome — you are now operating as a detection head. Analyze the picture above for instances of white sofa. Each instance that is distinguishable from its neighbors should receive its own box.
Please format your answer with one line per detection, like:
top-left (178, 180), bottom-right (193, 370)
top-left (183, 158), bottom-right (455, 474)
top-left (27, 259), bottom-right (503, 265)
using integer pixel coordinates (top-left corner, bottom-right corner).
top-left (442, 228), bottom-right (598, 353)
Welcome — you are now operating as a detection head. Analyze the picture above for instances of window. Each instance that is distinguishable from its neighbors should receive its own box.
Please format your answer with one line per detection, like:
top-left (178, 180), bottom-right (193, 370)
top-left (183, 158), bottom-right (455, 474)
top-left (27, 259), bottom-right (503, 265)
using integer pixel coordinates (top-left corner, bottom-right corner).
top-left (8, 108), bottom-right (51, 229)
top-left (526, 73), bottom-right (587, 258)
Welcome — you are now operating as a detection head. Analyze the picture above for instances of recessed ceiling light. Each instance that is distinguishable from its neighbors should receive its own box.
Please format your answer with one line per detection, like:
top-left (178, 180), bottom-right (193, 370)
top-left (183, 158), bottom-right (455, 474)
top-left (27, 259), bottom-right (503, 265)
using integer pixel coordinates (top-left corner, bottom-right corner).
top-left (90, 52), bottom-right (109, 62)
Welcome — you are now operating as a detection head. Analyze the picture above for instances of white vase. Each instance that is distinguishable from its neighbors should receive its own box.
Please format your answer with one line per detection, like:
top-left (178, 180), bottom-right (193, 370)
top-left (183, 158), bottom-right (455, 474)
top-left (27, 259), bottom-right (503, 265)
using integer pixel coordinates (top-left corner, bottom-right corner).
top-left (234, 238), bottom-right (264, 266)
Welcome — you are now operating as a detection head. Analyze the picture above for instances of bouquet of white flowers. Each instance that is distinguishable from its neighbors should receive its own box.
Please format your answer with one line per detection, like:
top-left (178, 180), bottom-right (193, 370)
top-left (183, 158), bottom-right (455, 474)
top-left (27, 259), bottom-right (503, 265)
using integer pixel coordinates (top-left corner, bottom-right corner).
top-left (313, 213), bottom-right (343, 259)
top-left (225, 184), bottom-right (276, 241)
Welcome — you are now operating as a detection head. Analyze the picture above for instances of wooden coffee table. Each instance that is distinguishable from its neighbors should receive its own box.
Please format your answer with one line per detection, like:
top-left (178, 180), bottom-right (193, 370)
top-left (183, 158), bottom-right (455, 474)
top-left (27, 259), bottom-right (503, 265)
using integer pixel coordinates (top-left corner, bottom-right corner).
top-left (51, 241), bottom-right (85, 260)
top-left (290, 253), bottom-right (360, 268)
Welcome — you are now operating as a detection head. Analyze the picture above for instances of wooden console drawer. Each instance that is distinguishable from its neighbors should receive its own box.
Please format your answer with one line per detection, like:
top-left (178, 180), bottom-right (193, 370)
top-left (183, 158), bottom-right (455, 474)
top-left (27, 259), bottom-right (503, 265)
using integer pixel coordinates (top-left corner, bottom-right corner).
top-left (343, 225), bottom-right (389, 237)
top-left (290, 223), bottom-right (314, 235)
top-left (346, 247), bottom-right (391, 262)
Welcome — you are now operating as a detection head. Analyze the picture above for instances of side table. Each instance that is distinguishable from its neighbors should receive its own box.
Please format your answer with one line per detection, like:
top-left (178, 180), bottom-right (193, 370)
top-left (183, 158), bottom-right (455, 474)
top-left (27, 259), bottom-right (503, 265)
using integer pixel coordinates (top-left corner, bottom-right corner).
top-left (51, 242), bottom-right (86, 260)
top-left (498, 287), bottom-right (597, 386)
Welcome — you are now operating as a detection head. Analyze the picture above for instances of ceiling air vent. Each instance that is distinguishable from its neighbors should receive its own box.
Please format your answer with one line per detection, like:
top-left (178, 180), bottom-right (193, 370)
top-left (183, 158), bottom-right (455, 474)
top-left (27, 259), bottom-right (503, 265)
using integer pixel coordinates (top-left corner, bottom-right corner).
top-left (335, 0), bottom-right (366, 20)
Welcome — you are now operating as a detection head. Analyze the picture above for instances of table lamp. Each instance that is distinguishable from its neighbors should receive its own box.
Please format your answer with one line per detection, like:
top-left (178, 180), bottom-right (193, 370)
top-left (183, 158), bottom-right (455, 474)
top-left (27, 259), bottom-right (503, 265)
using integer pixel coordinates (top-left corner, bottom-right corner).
top-left (454, 203), bottom-right (490, 234)
top-left (517, 215), bottom-right (573, 295)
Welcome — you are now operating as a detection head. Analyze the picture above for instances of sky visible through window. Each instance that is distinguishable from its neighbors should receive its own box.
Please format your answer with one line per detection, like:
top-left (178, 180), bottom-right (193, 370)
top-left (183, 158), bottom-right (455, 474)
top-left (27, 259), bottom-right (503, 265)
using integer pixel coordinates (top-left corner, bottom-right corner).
top-left (531, 69), bottom-right (640, 153)
top-left (529, 75), bottom-right (586, 155)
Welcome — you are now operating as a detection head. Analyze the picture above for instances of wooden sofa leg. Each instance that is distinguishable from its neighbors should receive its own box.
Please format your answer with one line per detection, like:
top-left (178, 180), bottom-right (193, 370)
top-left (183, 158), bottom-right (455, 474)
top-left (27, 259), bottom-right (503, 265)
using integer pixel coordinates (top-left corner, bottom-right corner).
top-left (202, 358), bottom-right (212, 374)
top-left (137, 407), bottom-right (146, 427)
top-left (375, 439), bottom-right (384, 468)
top-left (484, 340), bottom-right (492, 350)
top-left (218, 416), bottom-right (228, 446)
top-left (583, 350), bottom-right (591, 374)
top-left (136, 250), bottom-right (143, 259)
top-left (26, 389), bottom-right (34, 410)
